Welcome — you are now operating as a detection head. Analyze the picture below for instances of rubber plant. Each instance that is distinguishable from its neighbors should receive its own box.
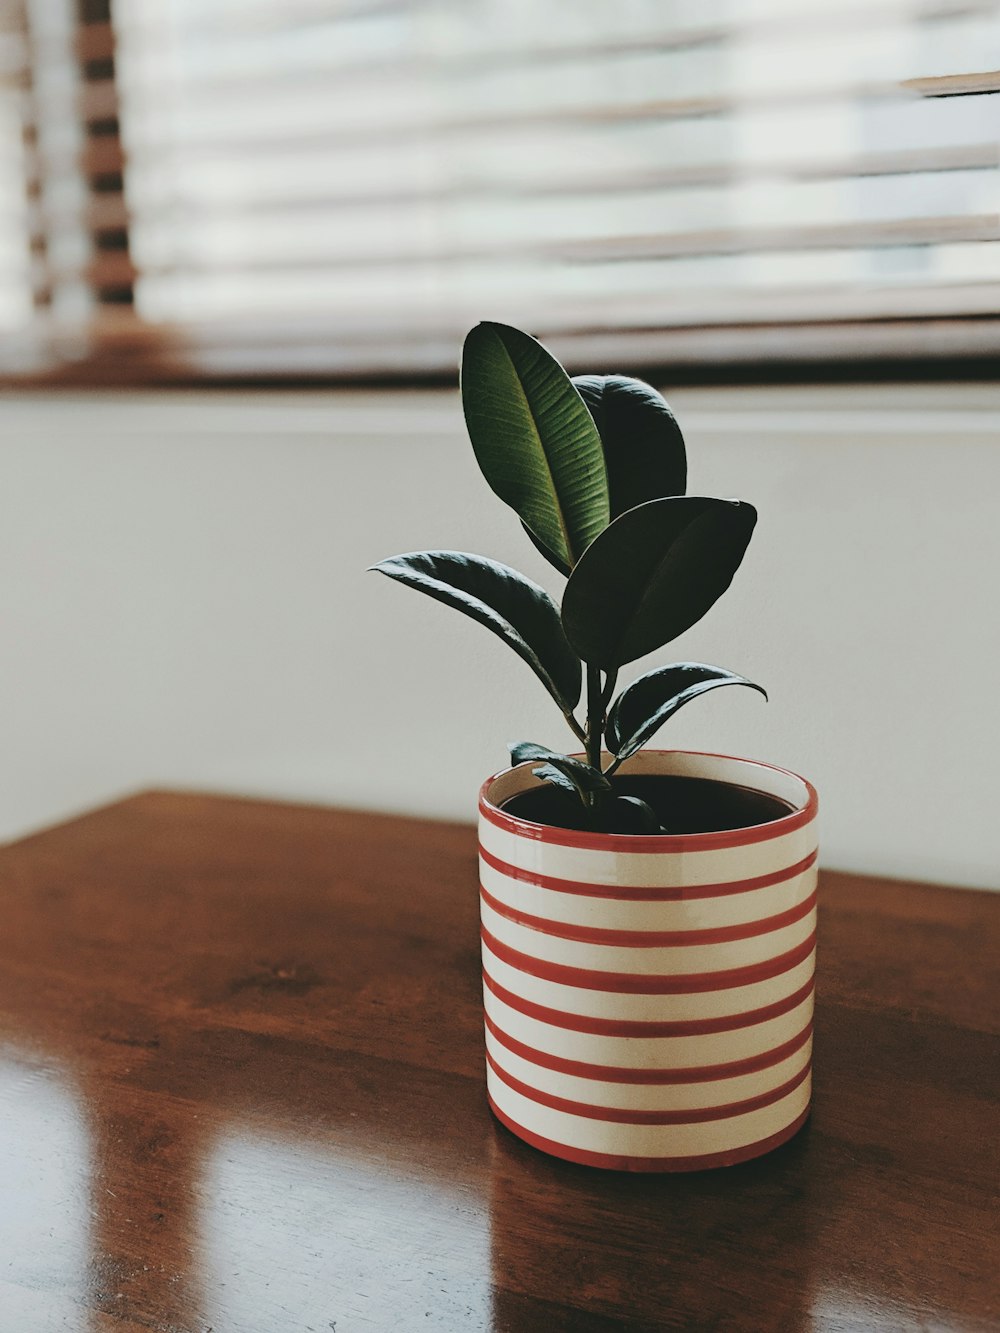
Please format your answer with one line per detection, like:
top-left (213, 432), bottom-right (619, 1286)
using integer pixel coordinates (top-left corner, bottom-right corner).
top-left (372, 321), bottom-right (766, 834)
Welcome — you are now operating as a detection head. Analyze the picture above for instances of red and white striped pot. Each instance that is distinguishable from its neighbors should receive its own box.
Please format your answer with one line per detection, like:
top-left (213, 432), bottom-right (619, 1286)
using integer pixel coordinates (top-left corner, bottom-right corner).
top-left (478, 749), bottom-right (818, 1172)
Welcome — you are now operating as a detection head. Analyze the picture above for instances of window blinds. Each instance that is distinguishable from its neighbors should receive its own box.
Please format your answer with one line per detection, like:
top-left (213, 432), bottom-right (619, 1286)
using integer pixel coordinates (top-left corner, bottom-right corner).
top-left (6, 0), bottom-right (1000, 380)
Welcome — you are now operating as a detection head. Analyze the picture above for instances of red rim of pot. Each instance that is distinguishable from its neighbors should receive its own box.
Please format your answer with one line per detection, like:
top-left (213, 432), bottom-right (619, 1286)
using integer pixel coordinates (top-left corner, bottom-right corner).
top-left (479, 749), bottom-right (818, 853)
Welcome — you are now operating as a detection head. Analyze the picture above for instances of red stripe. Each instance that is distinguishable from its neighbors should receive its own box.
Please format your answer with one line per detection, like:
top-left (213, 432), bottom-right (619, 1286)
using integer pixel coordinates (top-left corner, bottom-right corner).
top-left (488, 1096), bottom-right (811, 1172)
top-left (484, 1010), bottom-right (813, 1084)
top-left (479, 750), bottom-right (818, 853)
top-left (478, 844), bottom-right (818, 902)
top-left (482, 969), bottom-right (816, 1037)
top-left (480, 883), bottom-right (817, 947)
top-left (481, 924), bottom-right (817, 994)
top-left (486, 1048), bottom-right (811, 1124)
top-left (479, 792), bottom-right (815, 851)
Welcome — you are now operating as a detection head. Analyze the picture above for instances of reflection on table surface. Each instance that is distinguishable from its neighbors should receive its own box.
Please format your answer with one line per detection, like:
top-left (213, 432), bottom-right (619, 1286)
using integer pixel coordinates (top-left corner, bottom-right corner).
top-left (0, 791), bottom-right (995, 1331)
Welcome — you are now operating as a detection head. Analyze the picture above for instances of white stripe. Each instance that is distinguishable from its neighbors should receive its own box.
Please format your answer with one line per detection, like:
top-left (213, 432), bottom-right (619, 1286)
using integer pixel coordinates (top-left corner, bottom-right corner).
top-left (480, 898), bottom-right (817, 975)
top-left (483, 984), bottom-right (814, 1068)
top-left (487, 1066), bottom-right (812, 1158)
top-left (478, 815), bottom-right (817, 890)
top-left (480, 856), bottom-right (818, 931)
top-left (486, 1025), bottom-right (812, 1112)
top-left (481, 940), bottom-right (816, 1022)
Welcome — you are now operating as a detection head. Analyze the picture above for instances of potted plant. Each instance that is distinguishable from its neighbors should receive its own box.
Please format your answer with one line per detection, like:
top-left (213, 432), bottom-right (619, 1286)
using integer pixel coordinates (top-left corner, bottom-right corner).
top-left (372, 322), bottom-right (818, 1171)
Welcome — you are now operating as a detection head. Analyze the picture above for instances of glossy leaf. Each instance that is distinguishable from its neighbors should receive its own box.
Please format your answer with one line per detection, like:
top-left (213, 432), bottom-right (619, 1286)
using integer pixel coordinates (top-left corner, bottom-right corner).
top-left (522, 374), bottom-right (688, 576)
top-left (610, 795), bottom-right (662, 834)
top-left (520, 522), bottom-right (571, 577)
top-left (371, 552), bottom-right (581, 711)
top-left (573, 374), bottom-right (687, 517)
top-left (461, 322), bottom-right (610, 568)
top-left (561, 496), bottom-right (758, 669)
top-left (531, 763), bottom-right (579, 798)
top-left (607, 663), bottom-right (768, 761)
top-left (509, 741), bottom-right (611, 800)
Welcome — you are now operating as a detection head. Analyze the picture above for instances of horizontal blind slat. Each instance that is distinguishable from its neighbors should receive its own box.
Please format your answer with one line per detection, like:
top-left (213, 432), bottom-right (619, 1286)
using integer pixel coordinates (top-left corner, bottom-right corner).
top-left (552, 216), bottom-right (1000, 263)
top-left (904, 68), bottom-right (1000, 96)
top-left (12, 0), bottom-right (1000, 377)
top-left (112, 141), bottom-right (997, 218)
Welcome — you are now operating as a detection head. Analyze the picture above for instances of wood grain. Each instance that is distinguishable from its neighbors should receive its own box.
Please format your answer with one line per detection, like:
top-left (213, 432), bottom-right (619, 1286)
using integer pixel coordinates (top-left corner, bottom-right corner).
top-left (0, 791), bottom-right (996, 1332)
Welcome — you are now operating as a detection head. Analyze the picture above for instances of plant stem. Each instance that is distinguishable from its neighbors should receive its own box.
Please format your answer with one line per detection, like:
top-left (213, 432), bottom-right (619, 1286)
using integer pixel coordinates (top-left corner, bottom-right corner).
top-left (585, 664), bottom-right (603, 770)
top-left (600, 668), bottom-right (619, 713)
top-left (564, 711), bottom-right (587, 745)
top-left (600, 668), bottom-right (625, 779)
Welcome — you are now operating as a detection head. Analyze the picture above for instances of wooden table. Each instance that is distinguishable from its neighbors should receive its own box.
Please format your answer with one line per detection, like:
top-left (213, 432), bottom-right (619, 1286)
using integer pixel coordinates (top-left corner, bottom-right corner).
top-left (0, 792), bottom-right (996, 1332)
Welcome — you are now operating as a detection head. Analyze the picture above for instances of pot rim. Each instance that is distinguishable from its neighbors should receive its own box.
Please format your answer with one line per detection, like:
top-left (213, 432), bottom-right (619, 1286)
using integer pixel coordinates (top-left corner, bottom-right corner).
top-left (479, 749), bottom-right (818, 853)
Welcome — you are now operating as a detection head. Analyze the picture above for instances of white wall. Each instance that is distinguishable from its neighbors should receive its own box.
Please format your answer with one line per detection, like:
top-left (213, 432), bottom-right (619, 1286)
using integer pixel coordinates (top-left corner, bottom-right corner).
top-left (0, 384), bottom-right (996, 890)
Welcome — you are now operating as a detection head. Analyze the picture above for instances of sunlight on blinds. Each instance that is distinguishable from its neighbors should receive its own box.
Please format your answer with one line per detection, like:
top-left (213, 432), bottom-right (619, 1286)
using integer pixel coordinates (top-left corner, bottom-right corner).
top-left (0, 0), bottom-right (990, 380)
top-left (70, 0), bottom-right (1000, 370)
top-left (0, 11), bottom-right (32, 333)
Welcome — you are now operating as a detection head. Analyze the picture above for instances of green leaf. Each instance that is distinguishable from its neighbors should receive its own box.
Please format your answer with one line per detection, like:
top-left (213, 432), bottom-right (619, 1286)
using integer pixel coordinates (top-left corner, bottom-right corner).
top-left (522, 374), bottom-right (687, 577)
top-left (561, 496), bottom-right (758, 669)
top-left (572, 375), bottom-right (687, 517)
top-left (529, 763), bottom-right (578, 798)
top-left (607, 663), bottom-right (768, 761)
top-left (509, 741), bottom-right (611, 801)
top-left (371, 552), bottom-right (581, 711)
top-left (461, 322), bottom-right (610, 568)
top-left (610, 795), bottom-right (662, 834)
top-left (520, 522), bottom-right (571, 577)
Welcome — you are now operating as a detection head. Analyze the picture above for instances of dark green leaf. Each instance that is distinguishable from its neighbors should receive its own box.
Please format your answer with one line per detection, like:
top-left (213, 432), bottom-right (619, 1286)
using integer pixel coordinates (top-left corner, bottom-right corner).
top-left (561, 496), bottom-right (758, 669)
top-left (509, 741), bottom-right (611, 800)
top-left (610, 795), bottom-right (662, 834)
top-left (371, 552), bottom-right (581, 711)
top-left (530, 763), bottom-right (578, 797)
top-left (572, 375), bottom-right (687, 517)
top-left (522, 375), bottom-right (687, 576)
top-left (520, 522), bottom-right (571, 577)
top-left (607, 663), bottom-right (768, 761)
top-left (461, 322), bottom-right (610, 568)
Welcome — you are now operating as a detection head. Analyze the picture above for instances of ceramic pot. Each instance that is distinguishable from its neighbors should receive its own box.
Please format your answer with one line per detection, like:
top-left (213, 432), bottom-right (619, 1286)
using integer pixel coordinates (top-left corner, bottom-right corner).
top-left (478, 749), bottom-right (818, 1172)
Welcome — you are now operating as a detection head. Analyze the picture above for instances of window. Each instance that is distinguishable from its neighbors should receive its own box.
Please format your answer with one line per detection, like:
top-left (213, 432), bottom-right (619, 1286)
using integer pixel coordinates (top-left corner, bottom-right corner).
top-left (5, 0), bottom-right (999, 383)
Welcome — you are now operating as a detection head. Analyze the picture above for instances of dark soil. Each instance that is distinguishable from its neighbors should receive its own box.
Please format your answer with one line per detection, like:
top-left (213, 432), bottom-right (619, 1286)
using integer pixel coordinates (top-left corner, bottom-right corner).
top-left (501, 773), bottom-right (795, 836)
